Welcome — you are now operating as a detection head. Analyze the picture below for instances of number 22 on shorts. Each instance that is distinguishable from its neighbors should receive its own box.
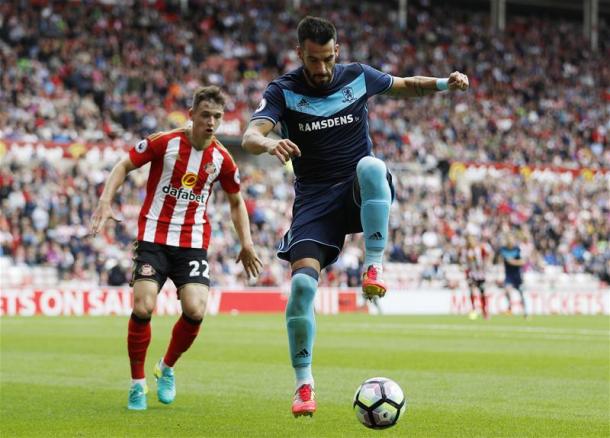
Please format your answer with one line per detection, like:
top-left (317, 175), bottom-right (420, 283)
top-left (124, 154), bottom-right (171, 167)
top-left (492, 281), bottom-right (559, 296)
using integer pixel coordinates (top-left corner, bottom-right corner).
top-left (188, 260), bottom-right (210, 278)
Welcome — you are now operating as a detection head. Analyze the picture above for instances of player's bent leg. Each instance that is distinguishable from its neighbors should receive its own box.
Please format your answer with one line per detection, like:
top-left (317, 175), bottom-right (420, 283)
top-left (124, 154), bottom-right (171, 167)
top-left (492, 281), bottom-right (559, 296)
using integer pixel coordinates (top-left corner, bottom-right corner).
top-left (357, 157), bottom-right (391, 299)
top-left (286, 265), bottom-right (319, 417)
top-left (156, 284), bottom-right (207, 405)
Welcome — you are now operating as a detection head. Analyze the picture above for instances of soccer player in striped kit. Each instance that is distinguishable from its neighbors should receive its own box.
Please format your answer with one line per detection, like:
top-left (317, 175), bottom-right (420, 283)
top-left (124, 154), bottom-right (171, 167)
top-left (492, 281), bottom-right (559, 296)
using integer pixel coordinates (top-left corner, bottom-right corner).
top-left (462, 235), bottom-right (492, 320)
top-left (90, 86), bottom-right (262, 410)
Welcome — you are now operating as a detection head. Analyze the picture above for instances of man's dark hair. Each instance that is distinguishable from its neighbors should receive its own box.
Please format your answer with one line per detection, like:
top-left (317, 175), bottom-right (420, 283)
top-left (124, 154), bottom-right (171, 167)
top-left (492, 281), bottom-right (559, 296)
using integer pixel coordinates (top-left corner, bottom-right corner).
top-left (192, 85), bottom-right (226, 110)
top-left (297, 16), bottom-right (337, 46)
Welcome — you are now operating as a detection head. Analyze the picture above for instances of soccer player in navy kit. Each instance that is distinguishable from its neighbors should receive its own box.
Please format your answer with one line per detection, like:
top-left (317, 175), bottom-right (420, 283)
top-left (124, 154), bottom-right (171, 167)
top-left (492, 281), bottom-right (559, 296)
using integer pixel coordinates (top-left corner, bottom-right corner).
top-left (242, 16), bottom-right (469, 416)
top-left (499, 234), bottom-right (528, 318)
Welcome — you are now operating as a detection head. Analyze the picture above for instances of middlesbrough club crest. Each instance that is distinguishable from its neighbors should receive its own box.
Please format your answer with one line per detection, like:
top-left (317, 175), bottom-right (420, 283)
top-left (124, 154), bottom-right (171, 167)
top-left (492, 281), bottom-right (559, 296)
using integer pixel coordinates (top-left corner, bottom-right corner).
top-left (205, 162), bottom-right (217, 174)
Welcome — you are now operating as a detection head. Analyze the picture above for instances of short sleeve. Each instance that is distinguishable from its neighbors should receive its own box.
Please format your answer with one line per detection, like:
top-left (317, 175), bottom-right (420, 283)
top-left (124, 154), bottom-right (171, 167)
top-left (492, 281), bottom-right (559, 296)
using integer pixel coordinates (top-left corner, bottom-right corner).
top-left (218, 150), bottom-right (241, 194)
top-left (250, 82), bottom-right (285, 125)
top-left (128, 136), bottom-right (164, 168)
top-left (360, 63), bottom-right (393, 97)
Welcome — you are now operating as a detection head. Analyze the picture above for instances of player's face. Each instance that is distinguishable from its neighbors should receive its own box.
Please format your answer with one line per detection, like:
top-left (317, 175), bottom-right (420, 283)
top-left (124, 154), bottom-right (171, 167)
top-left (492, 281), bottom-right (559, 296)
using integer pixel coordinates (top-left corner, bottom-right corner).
top-left (298, 39), bottom-right (339, 88)
top-left (190, 101), bottom-right (224, 140)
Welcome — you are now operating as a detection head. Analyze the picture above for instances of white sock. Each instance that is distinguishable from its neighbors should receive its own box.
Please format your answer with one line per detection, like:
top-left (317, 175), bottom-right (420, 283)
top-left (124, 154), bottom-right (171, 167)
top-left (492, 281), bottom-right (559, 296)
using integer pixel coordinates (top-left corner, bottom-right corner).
top-left (296, 378), bottom-right (314, 389)
top-left (131, 378), bottom-right (146, 387)
top-left (159, 359), bottom-right (171, 371)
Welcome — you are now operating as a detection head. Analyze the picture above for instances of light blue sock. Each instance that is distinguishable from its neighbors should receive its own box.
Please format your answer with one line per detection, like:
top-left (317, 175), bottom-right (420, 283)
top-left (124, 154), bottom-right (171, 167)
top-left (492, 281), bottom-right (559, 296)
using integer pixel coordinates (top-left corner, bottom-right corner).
top-left (295, 365), bottom-right (313, 386)
top-left (357, 156), bottom-right (391, 267)
top-left (286, 270), bottom-right (318, 387)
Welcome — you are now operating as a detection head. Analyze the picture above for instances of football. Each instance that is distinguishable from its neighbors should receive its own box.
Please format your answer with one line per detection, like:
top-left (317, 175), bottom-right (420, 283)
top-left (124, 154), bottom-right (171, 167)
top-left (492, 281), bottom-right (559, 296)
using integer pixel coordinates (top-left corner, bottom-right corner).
top-left (353, 377), bottom-right (407, 429)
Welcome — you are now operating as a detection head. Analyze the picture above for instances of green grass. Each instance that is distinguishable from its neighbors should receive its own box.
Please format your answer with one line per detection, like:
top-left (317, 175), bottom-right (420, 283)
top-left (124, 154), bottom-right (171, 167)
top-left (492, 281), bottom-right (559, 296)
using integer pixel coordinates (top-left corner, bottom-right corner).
top-left (1, 314), bottom-right (609, 437)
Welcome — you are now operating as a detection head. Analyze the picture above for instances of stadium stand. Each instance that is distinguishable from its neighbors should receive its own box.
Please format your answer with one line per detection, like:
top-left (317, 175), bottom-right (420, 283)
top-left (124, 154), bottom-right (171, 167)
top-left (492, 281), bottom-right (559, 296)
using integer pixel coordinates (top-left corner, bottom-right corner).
top-left (1, 1), bottom-right (608, 290)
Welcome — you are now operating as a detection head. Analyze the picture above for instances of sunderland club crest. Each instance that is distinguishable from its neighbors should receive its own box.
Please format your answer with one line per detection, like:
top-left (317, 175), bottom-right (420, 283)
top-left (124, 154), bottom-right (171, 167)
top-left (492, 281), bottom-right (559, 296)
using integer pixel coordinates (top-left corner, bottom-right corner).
top-left (205, 162), bottom-right (217, 174)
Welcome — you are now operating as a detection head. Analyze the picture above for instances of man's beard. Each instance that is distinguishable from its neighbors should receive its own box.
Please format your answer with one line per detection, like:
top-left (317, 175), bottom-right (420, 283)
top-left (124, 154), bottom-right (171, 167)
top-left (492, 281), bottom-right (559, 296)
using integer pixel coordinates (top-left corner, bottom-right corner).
top-left (304, 67), bottom-right (332, 88)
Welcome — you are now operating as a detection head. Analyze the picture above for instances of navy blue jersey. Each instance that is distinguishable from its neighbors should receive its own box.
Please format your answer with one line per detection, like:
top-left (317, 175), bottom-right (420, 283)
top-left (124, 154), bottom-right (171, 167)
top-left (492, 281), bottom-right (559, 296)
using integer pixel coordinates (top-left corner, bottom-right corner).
top-left (251, 63), bottom-right (393, 184)
top-left (499, 246), bottom-right (522, 277)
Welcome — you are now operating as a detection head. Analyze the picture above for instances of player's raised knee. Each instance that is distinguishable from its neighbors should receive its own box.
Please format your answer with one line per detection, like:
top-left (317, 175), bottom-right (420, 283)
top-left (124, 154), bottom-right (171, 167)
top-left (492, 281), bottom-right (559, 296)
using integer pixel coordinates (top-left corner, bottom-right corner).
top-left (357, 156), bottom-right (387, 185)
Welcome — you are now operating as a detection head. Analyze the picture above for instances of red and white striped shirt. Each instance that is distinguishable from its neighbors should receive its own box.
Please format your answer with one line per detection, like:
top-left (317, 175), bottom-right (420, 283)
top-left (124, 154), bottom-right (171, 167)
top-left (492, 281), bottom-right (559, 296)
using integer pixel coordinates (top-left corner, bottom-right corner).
top-left (128, 129), bottom-right (240, 249)
top-left (463, 243), bottom-right (491, 281)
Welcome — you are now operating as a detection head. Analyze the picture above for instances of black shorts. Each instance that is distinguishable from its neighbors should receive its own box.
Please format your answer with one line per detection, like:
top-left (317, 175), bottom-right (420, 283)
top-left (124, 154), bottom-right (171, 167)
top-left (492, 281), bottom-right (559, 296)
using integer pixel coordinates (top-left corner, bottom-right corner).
top-left (468, 278), bottom-right (486, 291)
top-left (278, 171), bottom-right (394, 269)
top-left (130, 241), bottom-right (210, 290)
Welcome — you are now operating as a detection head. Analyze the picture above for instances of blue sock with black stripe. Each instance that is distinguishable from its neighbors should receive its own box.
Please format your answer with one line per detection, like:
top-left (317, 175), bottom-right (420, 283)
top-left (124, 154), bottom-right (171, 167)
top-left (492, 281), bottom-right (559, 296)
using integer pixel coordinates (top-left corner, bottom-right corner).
top-left (286, 267), bottom-right (318, 388)
top-left (357, 156), bottom-right (391, 267)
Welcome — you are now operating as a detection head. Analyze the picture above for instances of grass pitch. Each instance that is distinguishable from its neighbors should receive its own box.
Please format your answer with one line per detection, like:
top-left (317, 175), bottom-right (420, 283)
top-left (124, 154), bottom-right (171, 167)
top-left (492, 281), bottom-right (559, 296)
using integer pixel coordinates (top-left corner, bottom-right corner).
top-left (1, 314), bottom-right (609, 437)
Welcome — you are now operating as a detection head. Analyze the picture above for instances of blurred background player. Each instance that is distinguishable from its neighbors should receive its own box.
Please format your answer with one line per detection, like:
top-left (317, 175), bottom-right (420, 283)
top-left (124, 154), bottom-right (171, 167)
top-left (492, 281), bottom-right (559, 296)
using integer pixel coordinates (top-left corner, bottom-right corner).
top-left (241, 16), bottom-right (468, 417)
top-left (498, 233), bottom-right (528, 318)
top-left (462, 235), bottom-right (491, 320)
top-left (89, 86), bottom-right (262, 410)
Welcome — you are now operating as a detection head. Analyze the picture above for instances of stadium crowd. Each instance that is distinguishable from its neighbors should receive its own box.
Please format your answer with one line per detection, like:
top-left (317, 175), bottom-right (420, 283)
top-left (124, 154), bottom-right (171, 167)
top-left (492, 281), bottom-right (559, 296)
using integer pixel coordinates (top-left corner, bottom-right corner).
top-left (1, 1), bottom-right (609, 287)
top-left (2, 150), bottom-right (609, 287)
top-left (2, 0), bottom-right (608, 167)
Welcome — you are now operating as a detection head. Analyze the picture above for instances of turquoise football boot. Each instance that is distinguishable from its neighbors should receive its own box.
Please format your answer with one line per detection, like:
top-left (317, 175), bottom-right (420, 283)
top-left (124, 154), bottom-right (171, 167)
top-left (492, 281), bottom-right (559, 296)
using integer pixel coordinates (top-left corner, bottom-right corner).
top-left (154, 360), bottom-right (176, 404)
top-left (127, 382), bottom-right (148, 410)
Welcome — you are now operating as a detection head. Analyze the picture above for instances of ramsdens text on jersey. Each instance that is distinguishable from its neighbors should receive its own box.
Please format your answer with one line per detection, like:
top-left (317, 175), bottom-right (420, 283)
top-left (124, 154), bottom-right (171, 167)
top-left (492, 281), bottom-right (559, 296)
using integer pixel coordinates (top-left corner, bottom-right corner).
top-left (298, 114), bottom-right (355, 132)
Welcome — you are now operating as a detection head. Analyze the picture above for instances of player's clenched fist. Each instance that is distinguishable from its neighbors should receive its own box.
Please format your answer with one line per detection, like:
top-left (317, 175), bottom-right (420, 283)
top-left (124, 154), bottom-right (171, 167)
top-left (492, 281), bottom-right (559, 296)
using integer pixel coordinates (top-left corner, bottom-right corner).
top-left (268, 139), bottom-right (301, 164)
top-left (448, 71), bottom-right (469, 91)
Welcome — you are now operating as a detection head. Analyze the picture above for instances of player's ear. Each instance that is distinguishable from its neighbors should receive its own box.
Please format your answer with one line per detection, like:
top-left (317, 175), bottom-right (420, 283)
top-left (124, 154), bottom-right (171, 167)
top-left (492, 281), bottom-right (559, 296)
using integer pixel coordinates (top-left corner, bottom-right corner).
top-left (335, 43), bottom-right (339, 58)
top-left (297, 45), bottom-right (303, 61)
top-left (188, 108), bottom-right (193, 119)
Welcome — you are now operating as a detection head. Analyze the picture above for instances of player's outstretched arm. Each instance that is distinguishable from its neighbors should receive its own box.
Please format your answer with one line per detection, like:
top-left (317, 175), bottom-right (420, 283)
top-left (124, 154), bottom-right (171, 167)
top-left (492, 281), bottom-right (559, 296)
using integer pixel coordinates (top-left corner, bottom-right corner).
top-left (241, 119), bottom-right (301, 164)
top-left (387, 71), bottom-right (469, 98)
top-left (89, 156), bottom-right (136, 236)
top-left (227, 191), bottom-right (263, 278)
